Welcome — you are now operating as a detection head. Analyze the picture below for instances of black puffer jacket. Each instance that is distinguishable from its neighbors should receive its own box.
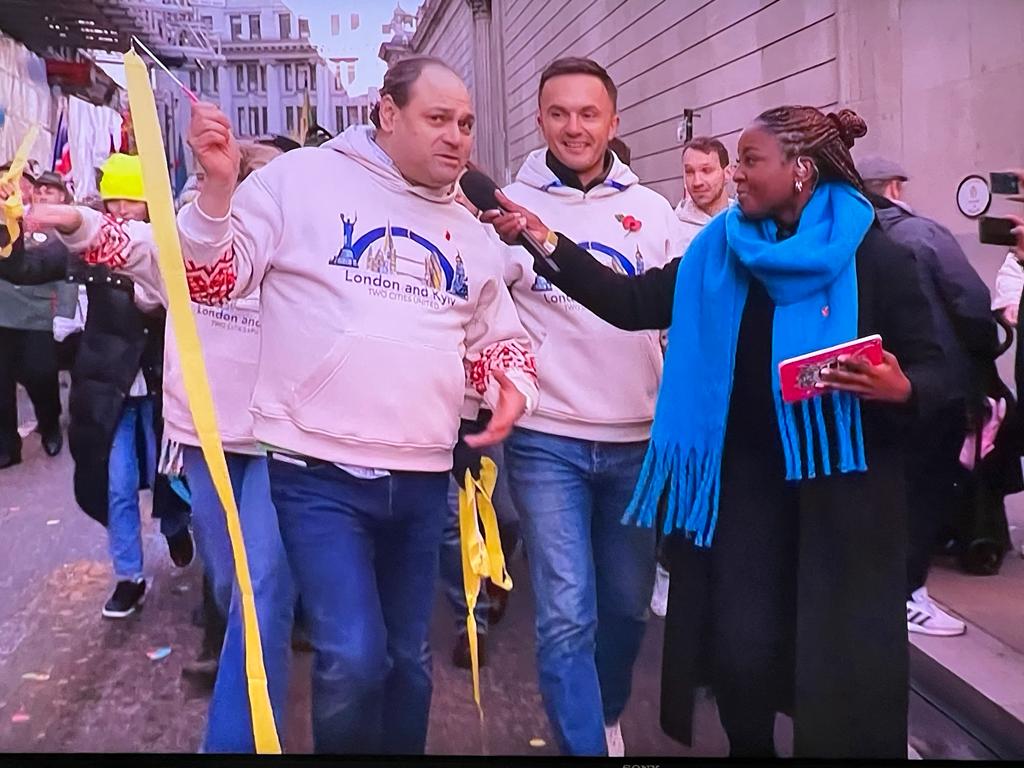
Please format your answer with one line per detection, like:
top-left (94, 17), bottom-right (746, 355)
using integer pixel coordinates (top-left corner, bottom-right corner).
top-left (0, 231), bottom-right (184, 526)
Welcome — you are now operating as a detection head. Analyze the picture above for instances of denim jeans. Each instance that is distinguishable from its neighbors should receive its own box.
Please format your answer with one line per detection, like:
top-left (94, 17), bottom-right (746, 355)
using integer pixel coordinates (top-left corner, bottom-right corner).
top-left (107, 397), bottom-right (183, 580)
top-left (182, 447), bottom-right (294, 752)
top-left (268, 458), bottom-right (448, 754)
top-left (439, 444), bottom-right (519, 636)
top-left (504, 427), bottom-right (655, 756)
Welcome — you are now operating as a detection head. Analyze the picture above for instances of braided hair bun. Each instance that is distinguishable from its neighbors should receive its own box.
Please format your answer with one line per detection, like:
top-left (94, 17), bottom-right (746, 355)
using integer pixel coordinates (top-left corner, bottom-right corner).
top-left (830, 109), bottom-right (867, 149)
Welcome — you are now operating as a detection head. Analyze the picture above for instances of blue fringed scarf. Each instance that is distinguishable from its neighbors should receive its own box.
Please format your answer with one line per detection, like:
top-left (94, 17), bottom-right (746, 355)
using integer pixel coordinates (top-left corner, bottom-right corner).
top-left (624, 181), bottom-right (875, 546)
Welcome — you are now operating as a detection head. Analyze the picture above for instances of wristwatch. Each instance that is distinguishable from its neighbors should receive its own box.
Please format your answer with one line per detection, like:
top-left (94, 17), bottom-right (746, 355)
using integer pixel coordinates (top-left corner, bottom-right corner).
top-left (542, 229), bottom-right (558, 256)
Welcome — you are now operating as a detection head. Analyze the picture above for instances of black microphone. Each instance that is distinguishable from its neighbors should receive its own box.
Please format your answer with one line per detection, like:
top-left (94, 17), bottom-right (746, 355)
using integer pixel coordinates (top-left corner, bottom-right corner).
top-left (460, 169), bottom-right (560, 274)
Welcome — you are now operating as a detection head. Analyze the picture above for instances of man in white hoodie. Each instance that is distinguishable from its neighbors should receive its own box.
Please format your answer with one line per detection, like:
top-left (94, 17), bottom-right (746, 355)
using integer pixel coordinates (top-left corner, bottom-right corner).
top-left (181, 56), bottom-right (538, 754)
top-left (499, 57), bottom-right (685, 756)
top-left (674, 136), bottom-right (733, 249)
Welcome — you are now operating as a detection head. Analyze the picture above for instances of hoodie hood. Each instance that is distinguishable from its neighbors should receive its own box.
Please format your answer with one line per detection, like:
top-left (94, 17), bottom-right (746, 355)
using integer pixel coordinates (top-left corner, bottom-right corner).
top-left (323, 125), bottom-right (457, 204)
top-left (514, 147), bottom-right (639, 199)
top-left (674, 196), bottom-right (714, 227)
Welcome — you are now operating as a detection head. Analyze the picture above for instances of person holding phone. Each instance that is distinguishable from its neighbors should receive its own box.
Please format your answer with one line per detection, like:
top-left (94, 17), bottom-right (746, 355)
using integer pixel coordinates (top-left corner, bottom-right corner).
top-left (483, 106), bottom-right (945, 758)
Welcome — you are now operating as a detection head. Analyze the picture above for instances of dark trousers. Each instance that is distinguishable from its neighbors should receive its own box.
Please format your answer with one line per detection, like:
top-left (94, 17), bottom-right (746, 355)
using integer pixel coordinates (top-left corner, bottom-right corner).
top-left (906, 401), bottom-right (967, 596)
top-left (0, 327), bottom-right (61, 458)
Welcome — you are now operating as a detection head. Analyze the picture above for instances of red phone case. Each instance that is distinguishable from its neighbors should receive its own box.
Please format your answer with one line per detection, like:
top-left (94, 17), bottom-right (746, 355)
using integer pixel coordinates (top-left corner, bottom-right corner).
top-left (778, 335), bottom-right (883, 403)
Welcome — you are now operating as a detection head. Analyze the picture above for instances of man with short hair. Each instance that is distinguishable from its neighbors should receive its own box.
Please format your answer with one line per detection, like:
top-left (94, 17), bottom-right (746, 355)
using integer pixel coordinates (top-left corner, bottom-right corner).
top-left (858, 154), bottom-right (998, 638)
top-left (498, 56), bottom-right (685, 756)
top-left (33, 171), bottom-right (71, 204)
top-left (182, 56), bottom-right (538, 754)
top-left (675, 136), bottom-right (732, 248)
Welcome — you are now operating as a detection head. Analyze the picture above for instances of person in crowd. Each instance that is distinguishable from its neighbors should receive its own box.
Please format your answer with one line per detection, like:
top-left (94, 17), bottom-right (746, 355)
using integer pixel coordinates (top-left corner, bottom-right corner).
top-left (0, 153), bottom-right (193, 619)
top-left (484, 105), bottom-right (945, 759)
top-left (0, 164), bottom-right (65, 467)
top-left (181, 56), bottom-right (538, 754)
top-left (651, 135), bottom-right (736, 618)
top-left (990, 170), bottom-right (1024, 327)
top-left (440, 165), bottom-right (522, 671)
top-left (609, 136), bottom-right (631, 165)
top-left (859, 154), bottom-right (999, 636)
top-left (33, 171), bottom-right (72, 204)
top-left (675, 136), bottom-right (734, 249)
top-left (497, 57), bottom-right (684, 757)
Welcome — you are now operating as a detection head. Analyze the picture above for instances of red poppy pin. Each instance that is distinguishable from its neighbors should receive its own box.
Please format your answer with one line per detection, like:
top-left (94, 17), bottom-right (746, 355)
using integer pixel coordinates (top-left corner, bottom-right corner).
top-left (615, 213), bottom-right (642, 233)
top-left (444, 229), bottom-right (451, 241)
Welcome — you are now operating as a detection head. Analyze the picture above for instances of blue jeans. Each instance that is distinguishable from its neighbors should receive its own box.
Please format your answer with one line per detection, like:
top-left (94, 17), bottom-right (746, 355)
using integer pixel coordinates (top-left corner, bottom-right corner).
top-left (440, 444), bottom-right (519, 635)
top-left (107, 397), bottom-right (185, 580)
top-left (182, 447), bottom-right (294, 752)
top-left (268, 459), bottom-right (448, 754)
top-left (504, 427), bottom-right (655, 756)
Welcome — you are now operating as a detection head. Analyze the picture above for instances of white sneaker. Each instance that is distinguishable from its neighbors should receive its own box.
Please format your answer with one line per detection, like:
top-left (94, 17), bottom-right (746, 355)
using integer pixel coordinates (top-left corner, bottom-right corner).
top-left (604, 720), bottom-right (624, 757)
top-left (907, 587), bottom-right (966, 637)
top-left (650, 563), bottom-right (670, 618)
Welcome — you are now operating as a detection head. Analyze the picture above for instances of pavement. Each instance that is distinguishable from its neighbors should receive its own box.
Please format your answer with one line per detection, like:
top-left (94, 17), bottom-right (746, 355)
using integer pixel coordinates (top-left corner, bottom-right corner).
top-left (0, 382), bottom-right (1011, 757)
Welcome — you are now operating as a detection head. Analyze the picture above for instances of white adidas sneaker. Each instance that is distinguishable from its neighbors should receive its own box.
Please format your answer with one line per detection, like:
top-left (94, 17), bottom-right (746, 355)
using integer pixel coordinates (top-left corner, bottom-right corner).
top-left (605, 720), bottom-right (624, 757)
top-left (907, 587), bottom-right (966, 637)
top-left (650, 564), bottom-right (670, 618)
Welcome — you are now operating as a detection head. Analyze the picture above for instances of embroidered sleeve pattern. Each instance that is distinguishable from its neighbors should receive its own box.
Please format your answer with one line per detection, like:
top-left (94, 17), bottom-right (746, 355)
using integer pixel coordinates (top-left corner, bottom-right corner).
top-left (185, 249), bottom-right (237, 305)
top-left (469, 340), bottom-right (538, 395)
top-left (82, 215), bottom-right (131, 269)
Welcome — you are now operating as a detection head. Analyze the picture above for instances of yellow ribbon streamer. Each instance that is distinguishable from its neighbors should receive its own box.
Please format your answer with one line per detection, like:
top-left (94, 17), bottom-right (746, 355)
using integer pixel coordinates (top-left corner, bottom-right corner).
top-left (459, 456), bottom-right (513, 718)
top-left (123, 49), bottom-right (281, 754)
top-left (0, 125), bottom-right (39, 258)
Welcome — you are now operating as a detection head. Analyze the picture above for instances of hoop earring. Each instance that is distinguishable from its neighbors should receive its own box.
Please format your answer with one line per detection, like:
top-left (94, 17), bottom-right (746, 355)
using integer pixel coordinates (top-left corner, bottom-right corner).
top-left (795, 179), bottom-right (804, 192)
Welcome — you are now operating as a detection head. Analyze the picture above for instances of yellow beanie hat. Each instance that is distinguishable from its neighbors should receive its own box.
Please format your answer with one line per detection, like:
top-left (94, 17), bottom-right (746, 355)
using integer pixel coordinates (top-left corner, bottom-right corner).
top-left (99, 153), bottom-right (146, 202)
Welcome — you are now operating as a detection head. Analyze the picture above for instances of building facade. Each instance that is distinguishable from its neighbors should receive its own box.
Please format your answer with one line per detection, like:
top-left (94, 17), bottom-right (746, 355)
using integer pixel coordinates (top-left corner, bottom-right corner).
top-left (384, 0), bottom-right (1024, 287)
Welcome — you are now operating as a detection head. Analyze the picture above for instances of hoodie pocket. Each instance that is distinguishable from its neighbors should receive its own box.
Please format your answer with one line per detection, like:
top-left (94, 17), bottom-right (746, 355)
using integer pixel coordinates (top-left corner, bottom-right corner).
top-left (536, 331), bottom-right (662, 424)
top-left (288, 333), bottom-right (465, 449)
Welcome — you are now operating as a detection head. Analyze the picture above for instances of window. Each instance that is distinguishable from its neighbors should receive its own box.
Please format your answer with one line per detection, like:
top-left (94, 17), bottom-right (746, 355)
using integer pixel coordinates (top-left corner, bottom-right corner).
top-left (351, 13), bottom-right (360, 30)
top-left (208, 68), bottom-right (219, 94)
top-left (347, 105), bottom-right (359, 126)
top-left (259, 65), bottom-right (266, 93)
top-left (310, 106), bottom-right (318, 127)
top-left (249, 14), bottom-right (261, 40)
top-left (296, 64), bottom-right (309, 91)
top-left (334, 70), bottom-right (343, 90)
top-left (230, 15), bottom-right (242, 40)
top-left (298, 17), bottom-right (310, 38)
top-left (201, 15), bottom-right (213, 30)
top-left (331, 14), bottom-right (340, 35)
top-left (250, 107), bottom-right (260, 135)
top-left (279, 13), bottom-right (291, 39)
top-left (360, 105), bottom-right (368, 125)
top-left (237, 107), bottom-right (246, 136)
top-left (309, 63), bottom-right (316, 91)
top-left (336, 105), bottom-right (344, 132)
top-left (247, 63), bottom-right (258, 92)
top-left (347, 61), bottom-right (356, 84)
top-left (189, 70), bottom-right (199, 94)
top-left (286, 106), bottom-right (295, 132)
top-left (235, 64), bottom-right (244, 92)
top-left (262, 107), bottom-right (268, 136)
top-left (284, 63), bottom-right (293, 91)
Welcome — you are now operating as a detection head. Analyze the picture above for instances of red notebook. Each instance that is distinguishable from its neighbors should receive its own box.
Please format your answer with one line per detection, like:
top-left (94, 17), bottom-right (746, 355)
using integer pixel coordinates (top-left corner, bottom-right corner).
top-left (778, 334), bottom-right (883, 403)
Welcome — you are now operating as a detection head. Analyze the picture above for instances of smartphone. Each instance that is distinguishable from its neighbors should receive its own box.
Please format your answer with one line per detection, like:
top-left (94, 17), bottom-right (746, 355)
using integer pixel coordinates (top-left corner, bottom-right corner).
top-left (979, 216), bottom-right (1018, 247)
top-left (778, 335), bottom-right (883, 403)
top-left (991, 172), bottom-right (1021, 195)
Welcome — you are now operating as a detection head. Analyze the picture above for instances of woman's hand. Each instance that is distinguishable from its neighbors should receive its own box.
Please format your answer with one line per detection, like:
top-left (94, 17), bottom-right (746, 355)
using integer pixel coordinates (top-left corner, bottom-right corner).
top-left (479, 190), bottom-right (552, 246)
top-left (816, 350), bottom-right (912, 403)
top-left (0, 180), bottom-right (18, 204)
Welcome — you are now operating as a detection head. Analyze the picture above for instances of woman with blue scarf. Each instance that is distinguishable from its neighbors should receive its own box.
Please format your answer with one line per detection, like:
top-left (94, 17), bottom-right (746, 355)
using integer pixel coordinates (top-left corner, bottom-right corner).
top-left (484, 106), bottom-right (944, 758)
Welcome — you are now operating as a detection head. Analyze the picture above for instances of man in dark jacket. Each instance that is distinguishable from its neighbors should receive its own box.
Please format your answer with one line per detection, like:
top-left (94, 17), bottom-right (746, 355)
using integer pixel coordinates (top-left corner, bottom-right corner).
top-left (860, 155), bottom-right (999, 637)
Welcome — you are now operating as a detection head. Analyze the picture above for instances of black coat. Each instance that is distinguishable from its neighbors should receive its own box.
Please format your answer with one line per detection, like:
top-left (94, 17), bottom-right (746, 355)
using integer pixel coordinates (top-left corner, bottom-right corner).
top-left (537, 223), bottom-right (945, 758)
top-left (0, 232), bottom-right (181, 526)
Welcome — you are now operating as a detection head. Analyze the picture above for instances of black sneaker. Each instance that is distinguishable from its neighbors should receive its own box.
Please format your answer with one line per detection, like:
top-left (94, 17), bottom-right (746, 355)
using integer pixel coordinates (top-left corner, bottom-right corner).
top-left (166, 528), bottom-right (195, 568)
top-left (102, 579), bottom-right (147, 619)
top-left (452, 631), bottom-right (487, 670)
top-left (0, 449), bottom-right (22, 470)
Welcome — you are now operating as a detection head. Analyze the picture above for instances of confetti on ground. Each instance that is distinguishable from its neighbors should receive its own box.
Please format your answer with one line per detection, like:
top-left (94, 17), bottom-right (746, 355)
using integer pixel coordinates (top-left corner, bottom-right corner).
top-left (529, 738), bottom-right (546, 748)
top-left (11, 710), bottom-right (30, 724)
top-left (46, 520), bottom-right (60, 526)
top-left (146, 647), bottom-right (172, 661)
top-left (21, 673), bottom-right (50, 682)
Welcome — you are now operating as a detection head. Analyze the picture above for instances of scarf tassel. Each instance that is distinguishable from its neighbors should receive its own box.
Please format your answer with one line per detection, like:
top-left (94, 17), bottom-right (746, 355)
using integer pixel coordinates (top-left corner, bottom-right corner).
top-left (776, 391), bottom-right (867, 482)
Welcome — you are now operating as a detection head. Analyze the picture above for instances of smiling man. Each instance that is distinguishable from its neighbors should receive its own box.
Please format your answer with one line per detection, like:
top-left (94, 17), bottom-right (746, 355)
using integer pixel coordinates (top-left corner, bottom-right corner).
top-left (497, 57), bottom-right (685, 757)
top-left (179, 56), bottom-right (538, 754)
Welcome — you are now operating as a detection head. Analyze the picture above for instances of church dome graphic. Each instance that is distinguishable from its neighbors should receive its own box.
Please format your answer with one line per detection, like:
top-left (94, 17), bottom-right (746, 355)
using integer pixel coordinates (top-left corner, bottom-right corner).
top-left (329, 214), bottom-right (468, 299)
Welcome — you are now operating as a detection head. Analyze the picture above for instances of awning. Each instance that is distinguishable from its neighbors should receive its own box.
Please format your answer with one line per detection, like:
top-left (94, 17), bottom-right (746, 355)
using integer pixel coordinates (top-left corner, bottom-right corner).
top-left (46, 58), bottom-right (123, 108)
top-left (0, 0), bottom-right (154, 56)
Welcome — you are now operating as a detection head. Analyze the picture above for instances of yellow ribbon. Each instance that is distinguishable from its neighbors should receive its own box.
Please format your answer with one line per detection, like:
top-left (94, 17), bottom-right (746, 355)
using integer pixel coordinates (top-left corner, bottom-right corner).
top-left (0, 125), bottom-right (39, 258)
top-left (123, 49), bottom-right (281, 753)
top-left (459, 456), bottom-right (513, 717)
